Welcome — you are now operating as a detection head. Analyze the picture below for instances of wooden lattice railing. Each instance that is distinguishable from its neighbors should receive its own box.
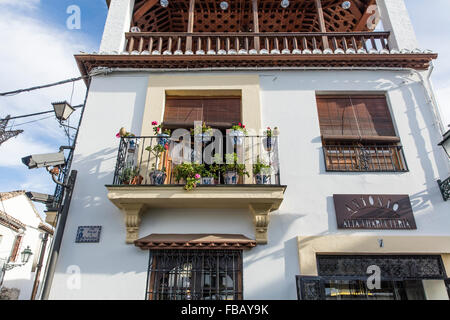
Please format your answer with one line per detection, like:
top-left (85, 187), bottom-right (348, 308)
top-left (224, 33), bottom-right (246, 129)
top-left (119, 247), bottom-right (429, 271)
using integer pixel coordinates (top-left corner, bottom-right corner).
top-left (124, 31), bottom-right (390, 54)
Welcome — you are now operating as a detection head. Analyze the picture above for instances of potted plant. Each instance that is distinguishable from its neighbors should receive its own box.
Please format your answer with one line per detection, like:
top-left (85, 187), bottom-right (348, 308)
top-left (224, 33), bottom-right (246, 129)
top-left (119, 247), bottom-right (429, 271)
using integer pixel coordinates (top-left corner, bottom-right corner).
top-left (262, 126), bottom-right (279, 152)
top-left (253, 157), bottom-right (271, 185)
top-left (119, 166), bottom-right (142, 185)
top-left (149, 164), bottom-right (167, 185)
top-left (223, 153), bottom-right (249, 184)
top-left (146, 143), bottom-right (168, 185)
top-left (191, 122), bottom-right (213, 142)
top-left (116, 127), bottom-right (137, 153)
top-left (172, 162), bottom-right (203, 190)
top-left (229, 123), bottom-right (247, 145)
top-left (151, 121), bottom-right (171, 146)
top-left (200, 165), bottom-right (215, 185)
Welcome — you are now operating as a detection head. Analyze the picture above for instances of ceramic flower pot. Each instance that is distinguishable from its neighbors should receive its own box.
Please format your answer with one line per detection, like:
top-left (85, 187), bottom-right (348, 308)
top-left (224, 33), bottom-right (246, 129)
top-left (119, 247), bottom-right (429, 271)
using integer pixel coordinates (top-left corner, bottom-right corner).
top-left (262, 137), bottom-right (272, 152)
top-left (255, 173), bottom-right (270, 185)
top-left (229, 130), bottom-right (245, 145)
top-left (224, 171), bottom-right (238, 184)
top-left (201, 177), bottom-right (215, 185)
top-left (128, 139), bottom-right (137, 153)
top-left (194, 133), bottom-right (212, 142)
top-left (149, 170), bottom-right (166, 185)
top-left (157, 133), bottom-right (170, 146)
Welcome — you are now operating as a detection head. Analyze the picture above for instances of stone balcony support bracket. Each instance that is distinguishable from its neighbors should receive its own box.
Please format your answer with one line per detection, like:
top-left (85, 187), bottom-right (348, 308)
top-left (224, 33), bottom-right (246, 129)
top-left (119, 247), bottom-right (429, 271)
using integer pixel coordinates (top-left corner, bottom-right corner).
top-left (120, 203), bottom-right (145, 244)
top-left (106, 185), bottom-right (286, 245)
top-left (249, 203), bottom-right (274, 245)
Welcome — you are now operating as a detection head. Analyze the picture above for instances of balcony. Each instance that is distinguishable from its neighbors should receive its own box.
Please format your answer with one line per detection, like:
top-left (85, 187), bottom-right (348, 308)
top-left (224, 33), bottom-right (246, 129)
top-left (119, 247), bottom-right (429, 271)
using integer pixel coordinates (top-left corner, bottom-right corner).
top-left (323, 144), bottom-right (408, 172)
top-left (105, 134), bottom-right (286, 244)
top-left (75, 31), bottom-right (437, 76)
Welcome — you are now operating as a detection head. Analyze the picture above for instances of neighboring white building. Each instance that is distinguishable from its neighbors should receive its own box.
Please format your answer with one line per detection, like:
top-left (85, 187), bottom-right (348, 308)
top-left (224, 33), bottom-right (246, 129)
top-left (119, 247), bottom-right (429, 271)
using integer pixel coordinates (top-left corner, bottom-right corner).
top-left (47, 0), bottom-right (450, 300)
top-left (0, 191), bottom-right (53, 300)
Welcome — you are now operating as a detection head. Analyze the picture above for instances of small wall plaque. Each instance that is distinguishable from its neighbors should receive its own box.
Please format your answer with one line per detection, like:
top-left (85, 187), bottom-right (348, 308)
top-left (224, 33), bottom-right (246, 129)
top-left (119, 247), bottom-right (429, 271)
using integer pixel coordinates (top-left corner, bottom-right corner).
top-left (76, 226), bottom-right (102, 243)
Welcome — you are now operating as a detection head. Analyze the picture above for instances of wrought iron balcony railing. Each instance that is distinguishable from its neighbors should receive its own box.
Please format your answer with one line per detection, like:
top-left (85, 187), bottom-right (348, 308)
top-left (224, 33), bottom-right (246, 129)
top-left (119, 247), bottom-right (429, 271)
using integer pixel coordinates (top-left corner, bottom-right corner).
top-left (438, 176), bottom-right (450, 201)
top-left (323, 144), bottom-right (408, 172)
top-left (125, 31), bottom-right (390, 55)
top-left (112, 135), bottom-right (280, 186)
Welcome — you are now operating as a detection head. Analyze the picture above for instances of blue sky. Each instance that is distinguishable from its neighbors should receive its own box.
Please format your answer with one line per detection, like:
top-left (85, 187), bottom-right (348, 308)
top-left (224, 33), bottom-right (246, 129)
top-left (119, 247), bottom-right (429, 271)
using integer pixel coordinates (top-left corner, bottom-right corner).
top-left (0, 0), bottom-right (449, 217)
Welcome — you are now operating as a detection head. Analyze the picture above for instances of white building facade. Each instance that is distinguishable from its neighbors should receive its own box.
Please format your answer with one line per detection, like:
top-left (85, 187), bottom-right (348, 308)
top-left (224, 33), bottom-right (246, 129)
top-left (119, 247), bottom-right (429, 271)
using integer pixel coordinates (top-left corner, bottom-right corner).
top-left (48, 0), bottom-right (450, 300)
top-left (0, 191), bottom-right (53, 300)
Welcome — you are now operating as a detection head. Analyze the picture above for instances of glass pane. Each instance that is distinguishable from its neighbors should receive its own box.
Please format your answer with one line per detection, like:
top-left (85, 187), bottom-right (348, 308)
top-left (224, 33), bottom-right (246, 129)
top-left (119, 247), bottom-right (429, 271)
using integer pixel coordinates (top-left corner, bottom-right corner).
top-left (324, 279), bottom-right (426, 300)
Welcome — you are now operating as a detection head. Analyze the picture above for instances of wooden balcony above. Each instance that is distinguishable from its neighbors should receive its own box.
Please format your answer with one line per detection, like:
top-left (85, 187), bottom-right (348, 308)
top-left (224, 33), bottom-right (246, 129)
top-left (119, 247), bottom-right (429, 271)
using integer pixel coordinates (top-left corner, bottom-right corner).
top-left (131, 0), bottom-right (379, 34)
top-left (75, 31), bottom-right (437, 76)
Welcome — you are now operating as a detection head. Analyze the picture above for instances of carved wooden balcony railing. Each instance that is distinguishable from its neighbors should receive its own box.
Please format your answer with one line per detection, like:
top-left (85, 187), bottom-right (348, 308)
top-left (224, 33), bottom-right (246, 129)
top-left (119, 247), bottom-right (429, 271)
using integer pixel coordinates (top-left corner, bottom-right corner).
top-left (125, 31), bottom-right (391, 55)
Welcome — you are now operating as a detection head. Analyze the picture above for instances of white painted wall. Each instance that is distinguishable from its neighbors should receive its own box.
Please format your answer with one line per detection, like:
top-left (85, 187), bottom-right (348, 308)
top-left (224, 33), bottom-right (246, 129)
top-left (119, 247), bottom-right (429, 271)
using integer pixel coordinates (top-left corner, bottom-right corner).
top-left (99, 0), bottom-right (135, 53)
top-left (0, 194), bottom-right (51, 300)
top-left (377, 0), bottom-right (419, 50)
top-left (49, 70), bottom-right (450, 300)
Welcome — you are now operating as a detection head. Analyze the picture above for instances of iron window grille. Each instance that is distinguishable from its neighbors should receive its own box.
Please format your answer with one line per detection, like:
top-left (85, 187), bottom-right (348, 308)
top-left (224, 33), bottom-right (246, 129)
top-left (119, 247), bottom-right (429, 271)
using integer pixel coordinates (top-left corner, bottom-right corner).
top-left (146, 250), bottom-right (243, 300)
top-left (322, 143), bottom-right (408, 172)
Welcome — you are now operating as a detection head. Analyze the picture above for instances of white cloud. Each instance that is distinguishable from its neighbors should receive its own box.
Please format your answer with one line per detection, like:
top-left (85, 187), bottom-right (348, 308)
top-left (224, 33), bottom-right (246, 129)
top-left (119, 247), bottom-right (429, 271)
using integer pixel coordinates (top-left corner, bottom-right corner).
top-left (0, 2), bottom-right (96, 217)
top-left (0, 3), bottom-right (95, 153)
top-left (0, 0), bottom-right (40, 9)
top-left (0, 134), bottom-right (54, 167)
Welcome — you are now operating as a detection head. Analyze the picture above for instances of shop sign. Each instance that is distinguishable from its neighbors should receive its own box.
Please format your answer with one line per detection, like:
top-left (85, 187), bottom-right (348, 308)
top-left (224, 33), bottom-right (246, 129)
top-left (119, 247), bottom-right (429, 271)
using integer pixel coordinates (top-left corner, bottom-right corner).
top-left (333, 194), bottom-right (416, 230)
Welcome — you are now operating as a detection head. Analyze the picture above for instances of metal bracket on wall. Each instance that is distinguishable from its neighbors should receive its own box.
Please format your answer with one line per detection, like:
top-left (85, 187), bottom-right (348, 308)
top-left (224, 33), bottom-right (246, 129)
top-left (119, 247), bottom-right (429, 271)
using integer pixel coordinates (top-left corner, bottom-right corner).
top-left (438, 177), bottom-right (450, 201)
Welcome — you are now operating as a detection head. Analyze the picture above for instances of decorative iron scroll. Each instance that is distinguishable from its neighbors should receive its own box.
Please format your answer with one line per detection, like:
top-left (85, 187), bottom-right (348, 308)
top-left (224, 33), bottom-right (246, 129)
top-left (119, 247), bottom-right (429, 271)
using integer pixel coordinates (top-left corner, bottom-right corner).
top-left (317, 255), bottom-right (446, 280)
top-left (147, 250), bottom-right (242, 300)
top-left (438, 177), bottom-right (450, 201)
top-left (296, 276), bottom-right (324, 300)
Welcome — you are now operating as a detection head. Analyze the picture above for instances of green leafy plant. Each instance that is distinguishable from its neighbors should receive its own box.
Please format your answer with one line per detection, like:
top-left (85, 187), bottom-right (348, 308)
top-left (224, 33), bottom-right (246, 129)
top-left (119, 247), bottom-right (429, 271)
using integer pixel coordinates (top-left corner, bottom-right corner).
top-left (230, 122), bottom-right (247, 135)
top-left (119, 167), bottom-right (140, 184)
top-left (172, 162), bottom-right (204, 190)
top-left (253, 157), bottom-right (271, 175)
top-left (151, 121), bottom-right (171, 135)
top-left (190, 122), bottom-right (213, 136)
top-left (224, 153), bottom-right (249, 177)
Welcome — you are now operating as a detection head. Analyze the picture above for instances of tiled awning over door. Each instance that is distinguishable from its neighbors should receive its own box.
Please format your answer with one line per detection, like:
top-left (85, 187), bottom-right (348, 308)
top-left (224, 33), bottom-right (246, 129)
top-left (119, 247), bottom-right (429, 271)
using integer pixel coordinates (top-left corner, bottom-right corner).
top-left (134, 234), bottom-right (256, 250)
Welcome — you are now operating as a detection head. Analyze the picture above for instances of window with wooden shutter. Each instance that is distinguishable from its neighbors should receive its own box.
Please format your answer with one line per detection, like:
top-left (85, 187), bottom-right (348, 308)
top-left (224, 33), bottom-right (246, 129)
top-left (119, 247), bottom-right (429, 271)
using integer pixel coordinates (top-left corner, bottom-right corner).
top-left (163, 96), bottom-right (241, 129)
top-left (316, 95), bottom-right (398, 143)
top-left (316, 95), bottom-right (407, 172)
top-left (10, 235), bottom-right (23, 262)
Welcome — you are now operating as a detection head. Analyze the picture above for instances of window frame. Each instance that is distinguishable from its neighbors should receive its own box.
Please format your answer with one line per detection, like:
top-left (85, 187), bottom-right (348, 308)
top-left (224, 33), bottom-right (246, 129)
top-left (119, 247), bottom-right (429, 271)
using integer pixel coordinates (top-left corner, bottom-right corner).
top-left (145, 249), bottom-right (243, 300)
top-left (315, 93), bottom-right (408, 173)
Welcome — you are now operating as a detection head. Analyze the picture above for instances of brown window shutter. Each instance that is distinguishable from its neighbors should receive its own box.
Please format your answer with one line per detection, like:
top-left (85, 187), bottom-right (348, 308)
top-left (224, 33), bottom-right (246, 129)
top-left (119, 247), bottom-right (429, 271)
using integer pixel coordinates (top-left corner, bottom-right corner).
top-left (11, 235), bottom-right (23, 262)
top-left (164, 98), bottom-right (203, 126)
top-left (164, 97), bottom-right (241, 128)
top-left (317, 95), bottom-right (397, 142)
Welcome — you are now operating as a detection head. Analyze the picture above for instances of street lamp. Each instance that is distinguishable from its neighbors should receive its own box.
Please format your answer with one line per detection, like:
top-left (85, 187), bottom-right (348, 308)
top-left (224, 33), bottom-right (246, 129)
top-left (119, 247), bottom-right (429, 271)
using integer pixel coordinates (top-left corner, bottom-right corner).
top-left (2, 246), bottom-right (33, 272)
top-left (52, 101), bottom-right (75, 121)
top-left (438, 129), bottom-right (450, 158)
top-left (20, 246), bottom-right (33, 264)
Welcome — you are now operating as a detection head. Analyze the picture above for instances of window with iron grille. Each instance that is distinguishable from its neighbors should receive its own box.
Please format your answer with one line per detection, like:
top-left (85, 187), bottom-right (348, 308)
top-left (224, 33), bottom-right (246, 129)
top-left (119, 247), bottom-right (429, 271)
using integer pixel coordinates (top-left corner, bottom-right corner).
top-left (316, 95), bottom-right (408, 172)
top-left (146, 250), bottom-right (243, 300)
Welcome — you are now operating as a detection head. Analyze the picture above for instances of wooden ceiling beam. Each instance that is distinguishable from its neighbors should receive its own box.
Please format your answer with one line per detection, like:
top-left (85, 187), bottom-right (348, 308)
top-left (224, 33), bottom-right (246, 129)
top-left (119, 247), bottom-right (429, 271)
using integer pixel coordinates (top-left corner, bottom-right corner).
top-left (133, 0), bottom-right (159, 22)
top-left (354, 0), bottom-right (378, 31)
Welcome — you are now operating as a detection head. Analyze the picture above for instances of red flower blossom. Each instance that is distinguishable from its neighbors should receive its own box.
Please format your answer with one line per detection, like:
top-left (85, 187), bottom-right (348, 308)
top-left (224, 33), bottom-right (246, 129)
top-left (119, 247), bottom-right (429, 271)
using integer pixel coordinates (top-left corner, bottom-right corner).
top-left (116, 132), bottom-right (121, 138)
top-left (152, 121), bottom-right (158, 125)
